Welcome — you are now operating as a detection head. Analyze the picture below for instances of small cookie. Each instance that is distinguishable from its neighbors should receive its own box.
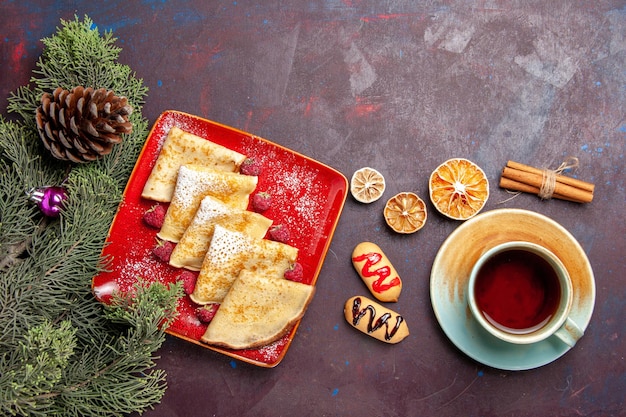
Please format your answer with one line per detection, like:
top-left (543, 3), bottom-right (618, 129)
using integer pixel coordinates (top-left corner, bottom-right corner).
top-left (343, 296), bottom-right (409, 344)
top-left (352, 242), bottom-right (402, 302)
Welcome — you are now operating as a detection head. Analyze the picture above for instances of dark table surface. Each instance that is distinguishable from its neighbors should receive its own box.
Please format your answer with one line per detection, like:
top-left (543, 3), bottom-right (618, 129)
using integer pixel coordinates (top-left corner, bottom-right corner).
top-left (2, 1), bottom-right (625, 416)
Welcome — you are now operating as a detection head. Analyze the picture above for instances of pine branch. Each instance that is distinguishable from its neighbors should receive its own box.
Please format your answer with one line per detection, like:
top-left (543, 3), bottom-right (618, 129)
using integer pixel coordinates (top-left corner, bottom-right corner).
top-left (57, 280), bottom-right (182, 417)
top-left (7, 15), bottom-right (147, 123)
top-left (1, 281), bottom-right (182, 417)
top-left (0, 320), bottom-right (77, 416)
top-left (0, 15), bottom-right (181, 417)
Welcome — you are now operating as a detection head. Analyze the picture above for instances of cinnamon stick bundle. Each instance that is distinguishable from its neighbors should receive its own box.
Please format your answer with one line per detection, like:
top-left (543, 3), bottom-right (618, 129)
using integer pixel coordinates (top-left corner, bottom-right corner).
top-left (499, 160), bottom-right (594, 203)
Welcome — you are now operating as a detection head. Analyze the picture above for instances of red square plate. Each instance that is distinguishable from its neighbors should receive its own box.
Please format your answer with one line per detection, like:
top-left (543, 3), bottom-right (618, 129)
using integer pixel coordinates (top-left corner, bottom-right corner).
top-left (92, 110), bottom-right (348, 367)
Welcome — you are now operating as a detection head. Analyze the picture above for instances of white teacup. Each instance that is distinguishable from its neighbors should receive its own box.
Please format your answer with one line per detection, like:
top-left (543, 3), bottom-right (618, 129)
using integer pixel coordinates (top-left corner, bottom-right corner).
top-left (467, 241), bottom-right (583, 347)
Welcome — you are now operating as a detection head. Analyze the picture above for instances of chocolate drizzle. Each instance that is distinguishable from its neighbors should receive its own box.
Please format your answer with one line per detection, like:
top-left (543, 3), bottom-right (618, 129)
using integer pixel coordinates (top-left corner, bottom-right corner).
top-left (350, 297), bottom-right (404, 341)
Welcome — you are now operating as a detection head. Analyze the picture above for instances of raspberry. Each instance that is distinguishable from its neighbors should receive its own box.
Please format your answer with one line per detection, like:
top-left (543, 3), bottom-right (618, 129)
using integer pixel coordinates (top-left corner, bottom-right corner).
top-left (195, 304), bottom-right (219, 323)
top-left (152, 240), bottom-right (175, 263)
top-left (251, 192), bottom-right (272, 212)
top-left (269, 224), bottom-right (290, 243)
top-left (284, 262), bottom-right (304, 282)
top-left (240, 157), bottom-right (262, 176)
top-left (178, 270), bottom-right (197, 295)
top-left (143, 204), bottom-right (167, 229)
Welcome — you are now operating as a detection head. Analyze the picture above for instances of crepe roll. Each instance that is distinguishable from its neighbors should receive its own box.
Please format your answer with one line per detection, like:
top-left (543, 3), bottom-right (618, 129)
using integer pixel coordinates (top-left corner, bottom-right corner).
top-left (142, 126), bottom-right (246, 202)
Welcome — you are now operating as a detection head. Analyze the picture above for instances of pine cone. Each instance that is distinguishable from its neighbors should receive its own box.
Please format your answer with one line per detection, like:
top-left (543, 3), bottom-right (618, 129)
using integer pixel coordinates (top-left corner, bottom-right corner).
top-left (35, 86), bottom-right (133, 163)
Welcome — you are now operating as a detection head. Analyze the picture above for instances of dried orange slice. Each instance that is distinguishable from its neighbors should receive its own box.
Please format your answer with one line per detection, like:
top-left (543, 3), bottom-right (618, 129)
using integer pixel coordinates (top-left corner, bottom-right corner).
top-left (383, 192), bottom-right (427, 234)
top-left (351, 167), bottom-right (386, 203)
top-left (429, 158), bottom-right (489, 220)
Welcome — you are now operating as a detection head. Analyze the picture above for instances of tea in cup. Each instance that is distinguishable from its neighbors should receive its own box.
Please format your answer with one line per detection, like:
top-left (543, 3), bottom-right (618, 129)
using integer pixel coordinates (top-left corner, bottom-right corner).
top-left (467, 241), bottom-right (583, 346)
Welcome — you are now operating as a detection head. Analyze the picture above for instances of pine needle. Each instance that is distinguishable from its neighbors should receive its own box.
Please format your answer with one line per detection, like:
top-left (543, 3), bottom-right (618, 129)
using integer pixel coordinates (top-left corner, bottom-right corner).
top-left (0, 15), bottom-right (180, 417)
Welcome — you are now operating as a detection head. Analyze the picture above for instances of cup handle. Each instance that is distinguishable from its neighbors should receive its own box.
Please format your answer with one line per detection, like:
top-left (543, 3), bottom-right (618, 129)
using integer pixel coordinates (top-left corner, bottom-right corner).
top-left (553, 317), bottom-right (584, 347)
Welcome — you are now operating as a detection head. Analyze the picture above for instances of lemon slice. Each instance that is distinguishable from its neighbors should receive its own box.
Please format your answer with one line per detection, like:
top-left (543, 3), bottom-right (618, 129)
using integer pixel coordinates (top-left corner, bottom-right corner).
top-left (429, 158), bottom-right (489, 220)
top-left (383, 192), bottom-right (427, 234)
top-left (350, 167), bottom-right (386, 203)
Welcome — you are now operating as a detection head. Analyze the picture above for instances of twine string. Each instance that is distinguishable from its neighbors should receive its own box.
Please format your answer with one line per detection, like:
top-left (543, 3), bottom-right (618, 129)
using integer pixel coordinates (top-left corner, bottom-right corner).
top-left (498, 156), bottom-right (579, 204)
top-left (498, 189), bottom-right (522, 204)
top-left (538, 157), bottom-right (579, 200)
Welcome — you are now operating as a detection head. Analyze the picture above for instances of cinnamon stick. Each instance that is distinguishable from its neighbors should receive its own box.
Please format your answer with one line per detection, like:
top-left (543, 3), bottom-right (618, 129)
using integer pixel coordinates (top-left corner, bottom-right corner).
top-left (506, 160), bottom-right (595, 193)
top-left (499, 177), bottom-right (582, 203)
top-left (499, 161), bottom-right (594, 203)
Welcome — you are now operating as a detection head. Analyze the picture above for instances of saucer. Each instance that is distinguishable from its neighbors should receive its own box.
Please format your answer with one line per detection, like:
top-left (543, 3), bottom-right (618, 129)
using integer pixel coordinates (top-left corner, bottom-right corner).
top-left (430, 208), bottom-right (595, 371)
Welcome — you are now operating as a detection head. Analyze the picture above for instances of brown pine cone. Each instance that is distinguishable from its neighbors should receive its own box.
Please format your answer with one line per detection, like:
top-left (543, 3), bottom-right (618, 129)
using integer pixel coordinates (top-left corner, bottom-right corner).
top-left (35, 86), bottom-right (133, 163)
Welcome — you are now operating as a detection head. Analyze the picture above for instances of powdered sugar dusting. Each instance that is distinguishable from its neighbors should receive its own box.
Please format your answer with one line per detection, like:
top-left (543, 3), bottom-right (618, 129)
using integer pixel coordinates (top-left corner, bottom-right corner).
top-left (171, 165), bottom-right (256, 211)
top-left (207, 225), bottom-right (252, 267)
top-left (281, 169), bottom-right (322, 223)
top-left (196, 196), bottom-right (231, 221)
top-left (256, 336), bottom-right (289, 363)
top-left (94, 111), bottom-right (347, 366)
top-left (172, 165), bottom-right (207, 209)
top-left (241, 143), bottom-right (329, 246)
top-left (173, 165), bottom-right (196, 209)
top-left (118, 248), bottom-right (173, 289)
top-left (156, 112), bottom-right (201, 145)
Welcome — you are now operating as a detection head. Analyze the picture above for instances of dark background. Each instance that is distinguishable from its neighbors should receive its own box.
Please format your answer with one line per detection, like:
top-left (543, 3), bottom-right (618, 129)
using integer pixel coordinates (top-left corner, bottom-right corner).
top-left (1, 1), bottom-right (624, 416)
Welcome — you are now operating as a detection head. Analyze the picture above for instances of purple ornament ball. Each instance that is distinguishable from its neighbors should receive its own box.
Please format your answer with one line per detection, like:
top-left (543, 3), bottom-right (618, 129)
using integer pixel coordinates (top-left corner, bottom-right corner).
top-left (28, 186), bottom-right (68, 217)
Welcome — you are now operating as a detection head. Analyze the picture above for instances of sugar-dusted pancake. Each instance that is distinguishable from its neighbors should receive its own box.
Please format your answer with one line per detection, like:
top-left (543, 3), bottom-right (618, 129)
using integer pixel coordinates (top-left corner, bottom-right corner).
top-left (169, 195), bottom-right (273, 271)
top-left (190, 225), bottom-right (298, 305)
top-left (141, 126), bottom-right (246, 202)
top-left (157, 165), bottom-right (258, 242)
top-left (201, 270), bottom-right (315, 349)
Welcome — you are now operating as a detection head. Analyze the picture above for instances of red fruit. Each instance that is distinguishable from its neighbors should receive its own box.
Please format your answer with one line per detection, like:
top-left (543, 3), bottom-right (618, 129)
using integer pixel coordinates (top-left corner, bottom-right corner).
top-left (269, 224), bottom-right (290, 243)
top-left (152, 240), bottom-right (175, 263)
top-left (284, 262), bottom-right (304, 282)
top-left (251, 192), bottom-right (272, 212)
top-left (143, 204), bottom-right (167, 228)
top-left (195, 304), bottom-right (220, 323)
top-left (240, 157), bottom-right (262, 176)
top-left (178, 270), bottom-right (197, 295)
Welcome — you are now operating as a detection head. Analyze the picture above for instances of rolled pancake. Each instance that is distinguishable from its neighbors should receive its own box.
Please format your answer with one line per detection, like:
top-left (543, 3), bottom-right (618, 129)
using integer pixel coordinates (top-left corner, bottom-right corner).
top-left (157, 165), bottom-right (258, 242)
top-left (141, 126), bottom-right (246, 202)
top-left (169, 195), bottom-right (272, 270)
top-left (201, 270), bottom-right (315, 350)
top-left (190, 225), bottom-right (298, 305)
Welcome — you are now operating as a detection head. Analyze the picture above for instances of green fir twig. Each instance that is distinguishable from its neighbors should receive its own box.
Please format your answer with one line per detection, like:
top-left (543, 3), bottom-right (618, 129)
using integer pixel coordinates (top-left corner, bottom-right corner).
top-left (0, 15), bottom-right (180, 417)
